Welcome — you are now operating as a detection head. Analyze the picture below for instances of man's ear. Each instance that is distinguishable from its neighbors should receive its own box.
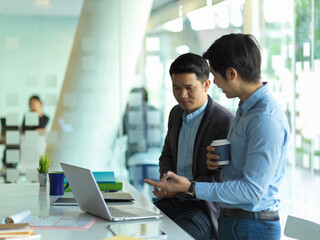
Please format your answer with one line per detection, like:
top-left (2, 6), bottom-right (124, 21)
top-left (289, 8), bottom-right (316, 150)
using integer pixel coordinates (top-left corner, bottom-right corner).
top-left (227, 67), bottom-right (238, 81)
top-left (203, 79), bottom-right (211, 92)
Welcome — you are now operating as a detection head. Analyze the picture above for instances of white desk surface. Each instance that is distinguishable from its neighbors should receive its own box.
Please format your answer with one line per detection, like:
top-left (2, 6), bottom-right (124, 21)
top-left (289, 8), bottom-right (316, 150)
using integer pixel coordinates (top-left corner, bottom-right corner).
top-left (0, 182), bottom-right (193, 240)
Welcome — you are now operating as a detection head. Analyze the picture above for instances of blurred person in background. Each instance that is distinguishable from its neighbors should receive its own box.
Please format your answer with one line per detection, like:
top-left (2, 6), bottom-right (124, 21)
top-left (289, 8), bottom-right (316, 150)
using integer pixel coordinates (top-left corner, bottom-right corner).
top-left (1, 95), bottom-right (49, 178)
top-left (22, 95), bottom-right (49, 133)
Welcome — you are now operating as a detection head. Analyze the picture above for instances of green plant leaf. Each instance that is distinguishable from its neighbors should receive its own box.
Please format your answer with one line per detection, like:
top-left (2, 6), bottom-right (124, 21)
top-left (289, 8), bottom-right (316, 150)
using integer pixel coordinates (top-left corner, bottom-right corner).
top-left (38, 154), bottom-right (51, 173)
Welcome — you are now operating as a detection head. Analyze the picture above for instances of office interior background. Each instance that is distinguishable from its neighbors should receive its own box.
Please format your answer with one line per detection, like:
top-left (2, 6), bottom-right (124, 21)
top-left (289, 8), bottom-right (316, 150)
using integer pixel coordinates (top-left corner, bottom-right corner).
top-left (0, 0), bottom-right (319, 237)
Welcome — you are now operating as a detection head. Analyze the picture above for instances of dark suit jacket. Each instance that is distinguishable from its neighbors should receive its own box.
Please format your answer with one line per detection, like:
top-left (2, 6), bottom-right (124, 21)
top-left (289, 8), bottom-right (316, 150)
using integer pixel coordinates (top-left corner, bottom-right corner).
top-left (159, 95), bottom-right (234, 239)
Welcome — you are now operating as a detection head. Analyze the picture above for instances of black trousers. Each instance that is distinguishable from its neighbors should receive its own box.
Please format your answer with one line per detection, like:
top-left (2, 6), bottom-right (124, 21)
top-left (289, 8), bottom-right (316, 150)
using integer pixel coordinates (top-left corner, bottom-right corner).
top-left (154, 198), bottom-right (212, 240)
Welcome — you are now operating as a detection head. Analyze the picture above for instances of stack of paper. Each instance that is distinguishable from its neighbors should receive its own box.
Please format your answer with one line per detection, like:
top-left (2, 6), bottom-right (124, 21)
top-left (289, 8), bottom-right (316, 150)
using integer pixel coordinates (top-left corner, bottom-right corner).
top-left (0, 223), bottom-right (40, 239)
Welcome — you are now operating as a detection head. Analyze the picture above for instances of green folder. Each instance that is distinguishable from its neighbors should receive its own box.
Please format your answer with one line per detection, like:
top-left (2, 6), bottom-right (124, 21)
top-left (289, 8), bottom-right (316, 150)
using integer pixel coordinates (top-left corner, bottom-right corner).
top-left (64, 179), bottom-right (122, 192)
top-left (64, 171), bottom-right (122, 192)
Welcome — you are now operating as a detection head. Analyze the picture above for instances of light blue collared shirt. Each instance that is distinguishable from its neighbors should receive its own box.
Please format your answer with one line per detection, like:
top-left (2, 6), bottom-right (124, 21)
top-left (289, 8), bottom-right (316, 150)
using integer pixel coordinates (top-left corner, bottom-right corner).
top-left (196, 83), bottom-right (290, 211)
top-left (177, 100), bottom-right (208, 180)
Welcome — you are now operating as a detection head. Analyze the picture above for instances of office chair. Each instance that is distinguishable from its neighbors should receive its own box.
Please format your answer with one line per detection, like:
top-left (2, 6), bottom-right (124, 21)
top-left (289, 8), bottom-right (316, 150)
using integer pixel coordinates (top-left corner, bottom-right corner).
top-left (284, 215), bottom-right (320, 240)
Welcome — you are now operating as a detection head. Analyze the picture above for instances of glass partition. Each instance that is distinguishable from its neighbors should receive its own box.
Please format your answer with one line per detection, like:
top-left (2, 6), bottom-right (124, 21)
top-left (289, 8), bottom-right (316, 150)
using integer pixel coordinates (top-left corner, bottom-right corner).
top-left (141, 0), bottom-right (320, 230)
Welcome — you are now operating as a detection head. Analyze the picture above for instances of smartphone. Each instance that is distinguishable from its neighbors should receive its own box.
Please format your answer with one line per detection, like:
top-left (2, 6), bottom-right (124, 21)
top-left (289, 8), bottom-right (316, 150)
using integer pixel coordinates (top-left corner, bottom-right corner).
top-left (108, 223), bottom-right (167, 239)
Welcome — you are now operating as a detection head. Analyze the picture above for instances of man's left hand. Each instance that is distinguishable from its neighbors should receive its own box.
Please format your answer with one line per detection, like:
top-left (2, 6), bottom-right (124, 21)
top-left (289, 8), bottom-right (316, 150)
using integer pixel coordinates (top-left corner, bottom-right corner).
top-left (144, 171), bottom-right (190, 193)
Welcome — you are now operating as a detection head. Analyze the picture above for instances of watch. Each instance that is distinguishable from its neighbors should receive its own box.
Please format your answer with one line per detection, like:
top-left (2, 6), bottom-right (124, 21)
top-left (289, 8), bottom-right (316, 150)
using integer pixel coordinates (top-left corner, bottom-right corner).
top-left (187, 180), bottom-right (196, 196)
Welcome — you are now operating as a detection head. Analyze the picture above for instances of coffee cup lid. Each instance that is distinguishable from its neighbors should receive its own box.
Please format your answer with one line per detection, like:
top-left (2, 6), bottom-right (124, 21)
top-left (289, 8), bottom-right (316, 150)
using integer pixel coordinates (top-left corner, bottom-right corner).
top-left (211, 139), bottom-right (230, 146)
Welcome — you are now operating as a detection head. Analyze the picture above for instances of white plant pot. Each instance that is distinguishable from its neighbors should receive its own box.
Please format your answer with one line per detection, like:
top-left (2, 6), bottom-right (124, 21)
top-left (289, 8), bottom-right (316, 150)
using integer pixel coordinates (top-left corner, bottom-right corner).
top-left (38, 173), bottom-right (48, 186)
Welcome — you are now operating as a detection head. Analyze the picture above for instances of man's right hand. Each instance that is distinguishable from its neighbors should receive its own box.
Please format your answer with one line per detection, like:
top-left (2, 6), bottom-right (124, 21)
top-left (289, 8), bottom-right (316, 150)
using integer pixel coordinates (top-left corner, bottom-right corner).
top-left (152, 186), bottom-right (177, 198)
top-left (152, 174), bottom-right (177, 199)
top-left (206, 146), bottom-right (221, 170)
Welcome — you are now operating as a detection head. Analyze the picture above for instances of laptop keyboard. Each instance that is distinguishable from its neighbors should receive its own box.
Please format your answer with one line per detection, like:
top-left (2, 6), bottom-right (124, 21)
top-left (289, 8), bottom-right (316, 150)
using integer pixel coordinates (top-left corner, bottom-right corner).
top-left (108, 207), bottom-right (139, 218)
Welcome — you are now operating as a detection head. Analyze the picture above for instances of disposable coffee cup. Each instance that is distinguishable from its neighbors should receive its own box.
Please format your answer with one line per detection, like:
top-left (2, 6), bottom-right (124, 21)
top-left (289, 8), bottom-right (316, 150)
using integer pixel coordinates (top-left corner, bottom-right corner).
top-left (210, 139), bottom-right (230, 165)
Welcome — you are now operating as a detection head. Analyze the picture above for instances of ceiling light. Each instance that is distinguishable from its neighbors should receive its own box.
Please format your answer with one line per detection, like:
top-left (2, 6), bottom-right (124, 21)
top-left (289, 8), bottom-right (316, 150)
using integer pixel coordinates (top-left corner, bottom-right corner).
top-left (163, 18), bottom-right (183, 32)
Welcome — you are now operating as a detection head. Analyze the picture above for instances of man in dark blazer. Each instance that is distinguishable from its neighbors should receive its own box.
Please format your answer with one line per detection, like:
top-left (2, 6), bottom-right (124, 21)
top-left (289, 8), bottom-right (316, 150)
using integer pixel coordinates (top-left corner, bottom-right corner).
top-left (152, 53), bottom-right (234, 240)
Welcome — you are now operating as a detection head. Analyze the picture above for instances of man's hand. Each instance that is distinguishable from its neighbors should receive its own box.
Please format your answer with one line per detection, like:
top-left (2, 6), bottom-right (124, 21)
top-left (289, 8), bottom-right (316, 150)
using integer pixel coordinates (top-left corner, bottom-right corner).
top-left (144, 171), bottom-right (190, 193)
top-left (206, 146), bottom-right (221, 170)
top-left (152, 186), bottom-right (177, 198)
top-left (152, 174), bottom-right (177, 199)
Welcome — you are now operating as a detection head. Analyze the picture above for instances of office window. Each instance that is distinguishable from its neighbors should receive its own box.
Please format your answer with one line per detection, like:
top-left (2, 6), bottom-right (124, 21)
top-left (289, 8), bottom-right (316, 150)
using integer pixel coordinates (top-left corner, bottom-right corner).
top-left (140, 0), bottom-right (320, 232)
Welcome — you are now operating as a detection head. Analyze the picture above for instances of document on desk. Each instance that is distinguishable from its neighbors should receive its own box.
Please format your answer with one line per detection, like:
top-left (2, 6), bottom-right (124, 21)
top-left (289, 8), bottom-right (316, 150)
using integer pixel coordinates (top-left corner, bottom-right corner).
top-left (27, 216), bottom-right (96, 230)
top-left (107, 223), bottom-right (167, 239)
top-left (2, 209), bottom-right (31, 224)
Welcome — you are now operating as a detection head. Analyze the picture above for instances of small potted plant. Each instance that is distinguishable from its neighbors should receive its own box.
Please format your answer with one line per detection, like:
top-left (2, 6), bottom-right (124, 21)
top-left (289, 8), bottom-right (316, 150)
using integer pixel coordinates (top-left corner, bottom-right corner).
top-left (38, 154), bottom-right (51, 186)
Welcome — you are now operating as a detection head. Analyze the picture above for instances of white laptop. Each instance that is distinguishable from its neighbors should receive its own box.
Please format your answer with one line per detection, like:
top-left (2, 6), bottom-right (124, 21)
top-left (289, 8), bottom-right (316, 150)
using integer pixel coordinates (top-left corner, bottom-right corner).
top-left (60, 163), bottom-right (162, 221)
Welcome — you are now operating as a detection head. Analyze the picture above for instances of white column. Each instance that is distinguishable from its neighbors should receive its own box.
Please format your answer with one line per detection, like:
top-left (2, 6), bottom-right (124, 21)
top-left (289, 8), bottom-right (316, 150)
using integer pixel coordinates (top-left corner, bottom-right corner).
top-left (47, 0), bottom-right (152, 171)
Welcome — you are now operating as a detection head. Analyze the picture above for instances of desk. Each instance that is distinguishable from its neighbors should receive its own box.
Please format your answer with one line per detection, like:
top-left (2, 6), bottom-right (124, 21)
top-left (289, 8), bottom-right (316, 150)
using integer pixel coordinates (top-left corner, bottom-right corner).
top-left (0, 182), bottom-right (193, 240)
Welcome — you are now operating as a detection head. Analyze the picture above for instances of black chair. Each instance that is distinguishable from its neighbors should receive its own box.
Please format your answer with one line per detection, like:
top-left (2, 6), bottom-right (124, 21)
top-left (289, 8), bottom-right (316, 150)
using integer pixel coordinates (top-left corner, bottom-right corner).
top-left (1, 117), bottom-right (20, 182)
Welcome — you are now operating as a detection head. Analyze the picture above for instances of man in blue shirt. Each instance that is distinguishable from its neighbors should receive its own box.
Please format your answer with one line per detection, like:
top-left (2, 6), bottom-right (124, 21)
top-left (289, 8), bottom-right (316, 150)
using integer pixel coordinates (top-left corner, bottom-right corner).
top-left (145, 34), bottom-right (290, 240)
top-left (154, 53), bottom-right (234, 240)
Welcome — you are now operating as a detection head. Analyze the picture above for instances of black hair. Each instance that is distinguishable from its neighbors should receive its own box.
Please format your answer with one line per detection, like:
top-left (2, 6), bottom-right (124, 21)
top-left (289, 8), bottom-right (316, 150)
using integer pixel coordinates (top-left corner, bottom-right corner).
top-left (29, 95), bottom-right (41, 103)
top-left (130, 87), bottom-right (148, 102)
top-left (169, 53), bottom-right (209, 83)
top-left (202, 33), bottom-right (261, 82)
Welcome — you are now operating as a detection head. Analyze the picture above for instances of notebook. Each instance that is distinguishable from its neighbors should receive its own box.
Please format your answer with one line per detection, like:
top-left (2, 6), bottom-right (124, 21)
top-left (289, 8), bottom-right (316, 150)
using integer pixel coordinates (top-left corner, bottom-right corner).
top-left (53, 198), bottom-right (78, 206)
top-left (54, 192), bottom-right (134, 206)
top-left (92, 172), bottom-right (116, 183)
top-left (60, 163), bottom-right (163, 221)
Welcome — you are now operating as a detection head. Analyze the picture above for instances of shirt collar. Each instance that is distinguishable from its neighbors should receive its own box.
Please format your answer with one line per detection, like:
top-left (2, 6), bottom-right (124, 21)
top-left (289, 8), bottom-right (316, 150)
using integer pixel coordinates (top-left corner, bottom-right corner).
top-left (239, 82), bottom-right (268, 113)
top-left (182, 99), bottom-right (208, 123)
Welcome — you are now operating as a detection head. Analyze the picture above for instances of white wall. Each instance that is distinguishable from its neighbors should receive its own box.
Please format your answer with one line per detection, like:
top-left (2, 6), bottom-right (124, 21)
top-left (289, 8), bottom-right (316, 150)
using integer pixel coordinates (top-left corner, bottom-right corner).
top-left (0, 16), bottom-right (78, 128)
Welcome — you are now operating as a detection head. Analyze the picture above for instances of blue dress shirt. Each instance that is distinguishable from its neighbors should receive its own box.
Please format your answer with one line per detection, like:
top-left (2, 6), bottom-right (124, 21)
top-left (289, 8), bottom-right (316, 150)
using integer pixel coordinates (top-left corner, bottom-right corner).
top-left (177, 100), bottom-right (208, 180)
top-left (196, 83), bottom-right (290, 212)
